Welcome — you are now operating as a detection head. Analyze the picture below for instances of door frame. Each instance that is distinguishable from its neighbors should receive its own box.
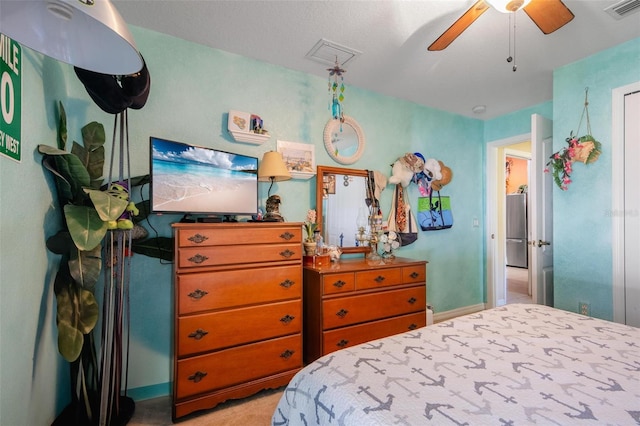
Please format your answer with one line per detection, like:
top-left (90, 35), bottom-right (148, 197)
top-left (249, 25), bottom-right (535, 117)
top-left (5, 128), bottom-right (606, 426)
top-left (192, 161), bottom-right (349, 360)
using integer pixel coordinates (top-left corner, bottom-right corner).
top-left (486, 132), bottom-right (531, 308)
top-left (612, 81), bottom-right (640, 323)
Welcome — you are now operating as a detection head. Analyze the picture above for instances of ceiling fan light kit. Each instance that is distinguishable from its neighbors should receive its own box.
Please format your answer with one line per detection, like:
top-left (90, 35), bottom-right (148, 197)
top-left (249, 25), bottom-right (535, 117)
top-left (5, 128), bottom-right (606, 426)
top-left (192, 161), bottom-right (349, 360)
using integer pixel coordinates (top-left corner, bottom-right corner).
top-left (485, 0), bottom-right (532, 13)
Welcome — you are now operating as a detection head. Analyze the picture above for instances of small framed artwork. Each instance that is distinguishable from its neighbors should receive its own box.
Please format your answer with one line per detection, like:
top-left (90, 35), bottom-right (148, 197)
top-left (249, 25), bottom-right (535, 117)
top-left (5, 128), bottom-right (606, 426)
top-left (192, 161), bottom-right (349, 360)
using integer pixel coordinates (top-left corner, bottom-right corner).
top-left (276, 140), bottom-right (315, 179)
top-left (228, 110), bottom-right (252, 133)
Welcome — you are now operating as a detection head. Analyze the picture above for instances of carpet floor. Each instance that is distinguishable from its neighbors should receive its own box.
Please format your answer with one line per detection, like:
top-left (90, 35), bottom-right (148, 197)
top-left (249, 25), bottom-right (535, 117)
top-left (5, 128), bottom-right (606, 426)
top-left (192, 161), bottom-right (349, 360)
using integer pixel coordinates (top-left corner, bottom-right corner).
top-left (129, 387), bottom-right (284, 425)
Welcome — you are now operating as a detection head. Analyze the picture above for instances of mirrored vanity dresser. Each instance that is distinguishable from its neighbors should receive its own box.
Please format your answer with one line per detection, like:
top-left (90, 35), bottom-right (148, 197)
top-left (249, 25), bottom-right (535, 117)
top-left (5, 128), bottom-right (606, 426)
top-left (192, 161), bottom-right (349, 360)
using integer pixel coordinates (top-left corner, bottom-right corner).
top-left (304, 164), bottom-right (428, 363)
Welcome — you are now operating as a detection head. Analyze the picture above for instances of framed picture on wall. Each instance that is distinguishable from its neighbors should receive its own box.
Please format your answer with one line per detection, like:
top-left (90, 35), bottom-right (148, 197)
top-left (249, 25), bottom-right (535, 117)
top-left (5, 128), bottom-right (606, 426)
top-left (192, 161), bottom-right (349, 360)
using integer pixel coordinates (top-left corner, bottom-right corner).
top-left (276, 140), bottom-right (315, 179)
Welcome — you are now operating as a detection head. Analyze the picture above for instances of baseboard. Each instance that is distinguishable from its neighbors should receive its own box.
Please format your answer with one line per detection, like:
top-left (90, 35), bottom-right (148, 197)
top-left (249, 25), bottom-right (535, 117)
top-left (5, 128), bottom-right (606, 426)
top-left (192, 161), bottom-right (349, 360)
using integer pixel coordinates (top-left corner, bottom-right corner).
top-left (433, 303), bottom-right (486, 323)
top-left (127, 382), bottom-right (171, 401)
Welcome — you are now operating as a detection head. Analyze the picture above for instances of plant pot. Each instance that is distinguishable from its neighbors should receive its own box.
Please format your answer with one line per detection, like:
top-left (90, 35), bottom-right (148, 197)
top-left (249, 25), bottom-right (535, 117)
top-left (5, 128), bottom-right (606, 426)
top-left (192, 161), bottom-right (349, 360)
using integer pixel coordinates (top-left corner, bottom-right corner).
top-left (303, 241), bottom-right (317, 256)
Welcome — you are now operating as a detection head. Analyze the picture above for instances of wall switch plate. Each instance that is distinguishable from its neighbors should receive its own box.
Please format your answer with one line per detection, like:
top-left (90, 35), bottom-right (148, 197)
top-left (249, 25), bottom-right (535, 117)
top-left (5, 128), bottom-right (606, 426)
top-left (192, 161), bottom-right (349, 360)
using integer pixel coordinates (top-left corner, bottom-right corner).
top-left (579, 302), bottom-right (591, 316)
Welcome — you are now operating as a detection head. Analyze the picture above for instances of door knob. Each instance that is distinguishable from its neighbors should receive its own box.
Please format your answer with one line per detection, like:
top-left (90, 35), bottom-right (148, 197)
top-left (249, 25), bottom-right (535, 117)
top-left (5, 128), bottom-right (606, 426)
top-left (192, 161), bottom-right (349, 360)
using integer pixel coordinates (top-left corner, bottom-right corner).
top-left (537, 240), bottom-right (551, 247)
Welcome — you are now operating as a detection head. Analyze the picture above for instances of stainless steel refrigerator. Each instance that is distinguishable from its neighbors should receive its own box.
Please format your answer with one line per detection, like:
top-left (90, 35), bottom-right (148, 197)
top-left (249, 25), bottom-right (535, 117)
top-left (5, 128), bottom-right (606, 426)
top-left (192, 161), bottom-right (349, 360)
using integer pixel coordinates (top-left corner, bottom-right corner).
top-left (506, 193), bottom-right (528, 268)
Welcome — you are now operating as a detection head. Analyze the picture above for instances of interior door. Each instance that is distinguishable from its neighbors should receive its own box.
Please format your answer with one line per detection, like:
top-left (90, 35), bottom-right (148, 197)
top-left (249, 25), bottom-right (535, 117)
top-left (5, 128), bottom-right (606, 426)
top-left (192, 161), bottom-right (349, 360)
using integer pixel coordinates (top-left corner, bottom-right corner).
top-left (529, 114), bottom-right (553, 306)
top-left (624, 91), bottom-right (640, 326)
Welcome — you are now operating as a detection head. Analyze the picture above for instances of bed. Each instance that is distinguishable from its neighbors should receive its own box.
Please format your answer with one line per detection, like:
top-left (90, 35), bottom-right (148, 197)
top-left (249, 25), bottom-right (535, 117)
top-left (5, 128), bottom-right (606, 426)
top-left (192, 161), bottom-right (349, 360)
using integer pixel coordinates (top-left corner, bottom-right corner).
top-left (271, 304), bottom-right (640, 425)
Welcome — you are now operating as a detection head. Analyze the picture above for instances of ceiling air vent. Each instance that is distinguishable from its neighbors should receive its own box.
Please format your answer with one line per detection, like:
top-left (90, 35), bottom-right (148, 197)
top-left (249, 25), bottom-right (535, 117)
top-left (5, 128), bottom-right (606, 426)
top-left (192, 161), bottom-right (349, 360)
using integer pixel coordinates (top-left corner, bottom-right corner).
top-left (305, 38), bottom-right (361, 67)
top-left (604, 0), bottom-right (640, 19)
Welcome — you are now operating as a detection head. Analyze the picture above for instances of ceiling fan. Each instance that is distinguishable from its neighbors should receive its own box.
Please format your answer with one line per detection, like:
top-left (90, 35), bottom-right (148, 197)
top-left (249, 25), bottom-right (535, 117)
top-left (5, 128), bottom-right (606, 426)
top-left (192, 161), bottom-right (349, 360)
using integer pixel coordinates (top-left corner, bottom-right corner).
top-left (428, 0), bottom-right (575, 51)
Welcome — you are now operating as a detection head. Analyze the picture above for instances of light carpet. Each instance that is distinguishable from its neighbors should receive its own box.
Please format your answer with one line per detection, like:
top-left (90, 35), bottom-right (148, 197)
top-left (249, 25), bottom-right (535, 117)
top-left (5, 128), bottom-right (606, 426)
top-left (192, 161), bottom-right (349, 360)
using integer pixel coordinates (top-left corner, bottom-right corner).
top-left (129, 387), bottom-right (284, 425)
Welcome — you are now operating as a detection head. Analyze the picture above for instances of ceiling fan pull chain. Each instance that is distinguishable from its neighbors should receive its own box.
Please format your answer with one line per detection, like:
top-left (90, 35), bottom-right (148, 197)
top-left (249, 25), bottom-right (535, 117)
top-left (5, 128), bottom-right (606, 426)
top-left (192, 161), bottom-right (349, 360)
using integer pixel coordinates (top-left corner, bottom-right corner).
top-left (512, 12), bottom-right (518, 72)
top-left (507, 13), bottom-right (513, 63)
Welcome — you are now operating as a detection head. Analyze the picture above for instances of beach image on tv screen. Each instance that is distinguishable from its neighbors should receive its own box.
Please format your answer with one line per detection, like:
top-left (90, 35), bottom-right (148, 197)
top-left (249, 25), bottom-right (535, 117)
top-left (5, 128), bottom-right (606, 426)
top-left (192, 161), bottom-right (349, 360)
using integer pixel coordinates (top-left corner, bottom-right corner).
top-left (151, 138), bottom-right (257, 215)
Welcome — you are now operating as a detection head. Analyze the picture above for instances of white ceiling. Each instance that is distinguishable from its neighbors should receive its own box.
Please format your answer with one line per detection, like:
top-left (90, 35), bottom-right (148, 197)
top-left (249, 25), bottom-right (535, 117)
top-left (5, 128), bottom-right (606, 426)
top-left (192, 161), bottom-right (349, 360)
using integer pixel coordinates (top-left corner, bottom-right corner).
top-left (112, 0), bottom-right (640, 119)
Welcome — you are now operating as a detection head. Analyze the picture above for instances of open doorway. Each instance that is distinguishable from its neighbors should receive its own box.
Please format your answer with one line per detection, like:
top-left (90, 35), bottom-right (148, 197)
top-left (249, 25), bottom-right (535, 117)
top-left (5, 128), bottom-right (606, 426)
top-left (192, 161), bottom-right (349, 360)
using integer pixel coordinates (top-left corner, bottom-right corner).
top-left (486, 114), bottom-right (553, 309)
top-left (505, 150), bottom-right (532, 304)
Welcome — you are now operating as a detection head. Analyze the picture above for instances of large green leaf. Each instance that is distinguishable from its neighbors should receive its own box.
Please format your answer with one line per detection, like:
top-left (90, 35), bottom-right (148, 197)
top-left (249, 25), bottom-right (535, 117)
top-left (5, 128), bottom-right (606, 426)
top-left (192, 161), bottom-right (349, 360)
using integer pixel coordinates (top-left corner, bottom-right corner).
top-left (38, 147), bottom-right (91, 204)
top-left (81, 121), bottom-right (106, 152)
top-left (131, 237), bottom-right (174, 261)
top-left (68, 245), bottom-right (102, 291)
top-left (71, 142), bottom-right (105, 183)
top-left (64, 204), bottom-right (108, 251)
top-left (57, 319), bottom-right (84, 362)
top-left (56, 284), bottom-right (98, 362)
top-left (85, 189), bottom-right (128, 222)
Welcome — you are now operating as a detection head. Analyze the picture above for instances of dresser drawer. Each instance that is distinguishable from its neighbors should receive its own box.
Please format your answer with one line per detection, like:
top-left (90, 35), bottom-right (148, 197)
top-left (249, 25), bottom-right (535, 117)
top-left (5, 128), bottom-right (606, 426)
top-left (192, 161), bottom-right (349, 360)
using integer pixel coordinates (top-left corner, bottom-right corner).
top-left (322, 272), bottom-right (355, 295)
top-left (322, 286), bottom-right (425, 329)
top-left (175, 334), bottom-right (301, 399)
top-left (403, 265), bottom-right (426, 284)
top-left (178, 300), bottom-right (301, 357)
top-left (355, 267), bottom-right (403, 290)
top-left (177, 226), bottom-right (301, 247)
top-left (323, 311), bottom-right (426, 354)
top-left (178, 265), bottom-right (301, 314)
top-left (177, 243), bottom-right (301, 269)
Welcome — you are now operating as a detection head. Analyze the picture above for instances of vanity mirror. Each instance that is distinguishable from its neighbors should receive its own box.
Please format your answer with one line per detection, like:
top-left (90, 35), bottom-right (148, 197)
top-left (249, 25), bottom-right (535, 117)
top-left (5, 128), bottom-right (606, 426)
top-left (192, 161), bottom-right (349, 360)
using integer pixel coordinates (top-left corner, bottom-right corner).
top-left (323, 115), bottom-right (366, 165)
top-left (316, 165), bottom-right (371, 254)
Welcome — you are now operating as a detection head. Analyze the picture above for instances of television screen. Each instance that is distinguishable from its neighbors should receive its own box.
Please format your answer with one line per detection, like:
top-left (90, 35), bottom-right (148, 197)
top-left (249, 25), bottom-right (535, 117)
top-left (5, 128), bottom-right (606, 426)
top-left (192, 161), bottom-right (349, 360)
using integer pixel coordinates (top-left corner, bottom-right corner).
top-left (150, 137), bottom-right (258, 216)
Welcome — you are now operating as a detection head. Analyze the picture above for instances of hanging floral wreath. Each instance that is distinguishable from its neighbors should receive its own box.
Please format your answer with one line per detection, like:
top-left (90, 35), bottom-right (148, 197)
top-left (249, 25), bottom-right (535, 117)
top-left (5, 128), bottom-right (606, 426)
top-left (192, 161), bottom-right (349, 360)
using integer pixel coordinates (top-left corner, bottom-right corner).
top-left (544, 88), bottom-right (602, 191)
top-left (545, 132), bottom-right (601, 190)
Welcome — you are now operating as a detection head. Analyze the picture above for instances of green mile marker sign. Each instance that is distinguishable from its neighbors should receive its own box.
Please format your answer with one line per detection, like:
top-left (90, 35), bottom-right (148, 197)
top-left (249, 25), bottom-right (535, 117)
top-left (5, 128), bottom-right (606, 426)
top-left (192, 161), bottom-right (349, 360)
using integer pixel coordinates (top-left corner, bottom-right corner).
top-left (1, 33), bottom-right (21, 162)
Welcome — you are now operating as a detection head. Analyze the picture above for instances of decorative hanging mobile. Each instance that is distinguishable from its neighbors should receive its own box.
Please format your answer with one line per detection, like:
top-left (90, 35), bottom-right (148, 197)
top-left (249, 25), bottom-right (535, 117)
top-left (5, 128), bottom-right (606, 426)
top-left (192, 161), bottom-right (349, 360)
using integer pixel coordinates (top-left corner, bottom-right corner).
top-left (545, 88), bottom-right (602, 191)
top-left (327, 56), bottom-right (346, 122)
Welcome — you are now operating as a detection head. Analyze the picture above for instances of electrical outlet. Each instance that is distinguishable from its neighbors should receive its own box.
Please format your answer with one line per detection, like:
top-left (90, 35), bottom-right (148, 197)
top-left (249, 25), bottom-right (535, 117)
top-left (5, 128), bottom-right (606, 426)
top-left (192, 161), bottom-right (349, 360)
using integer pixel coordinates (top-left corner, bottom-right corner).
top-left (579, 302), bottom-right (591, 316)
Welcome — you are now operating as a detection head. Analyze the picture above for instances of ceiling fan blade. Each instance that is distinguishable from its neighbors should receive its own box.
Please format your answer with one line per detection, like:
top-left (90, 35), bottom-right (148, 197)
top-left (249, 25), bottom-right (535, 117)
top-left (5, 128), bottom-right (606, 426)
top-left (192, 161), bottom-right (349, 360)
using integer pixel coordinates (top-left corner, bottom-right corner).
top-left (428, 0), bottom-right (490, 51)
top-left (523, 0), bottom-right (574, 34)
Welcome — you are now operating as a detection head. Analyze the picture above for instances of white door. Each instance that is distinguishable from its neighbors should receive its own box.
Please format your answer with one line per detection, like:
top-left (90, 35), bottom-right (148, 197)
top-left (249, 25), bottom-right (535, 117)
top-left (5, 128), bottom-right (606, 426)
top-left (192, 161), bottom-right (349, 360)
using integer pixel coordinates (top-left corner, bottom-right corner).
top-left (529, 114), bottom-right (554, 306)
top-left (624, 91), bottom-right (640, 326)
top-left (613, 82), bottom-right (640, 326)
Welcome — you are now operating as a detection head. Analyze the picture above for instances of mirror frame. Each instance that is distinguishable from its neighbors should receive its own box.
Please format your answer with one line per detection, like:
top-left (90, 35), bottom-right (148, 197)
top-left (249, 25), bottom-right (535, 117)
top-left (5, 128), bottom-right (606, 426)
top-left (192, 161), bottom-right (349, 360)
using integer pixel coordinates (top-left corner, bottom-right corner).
top-left (323, 115), bottom-right (366, 165)
top-left (316, 165), bottom-right (370, 255)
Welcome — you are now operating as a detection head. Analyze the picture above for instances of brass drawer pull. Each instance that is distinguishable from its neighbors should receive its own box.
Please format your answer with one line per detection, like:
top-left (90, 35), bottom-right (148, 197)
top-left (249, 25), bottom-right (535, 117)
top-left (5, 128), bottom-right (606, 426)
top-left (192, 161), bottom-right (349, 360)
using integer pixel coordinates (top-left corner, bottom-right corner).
top-left (188, 328), bottom-right (209, 340)
top-left (187, 289), bottom-right (208, 300)
top-left (408, 297), bottom-right (417, 304)
top-left (280, 349), bottom-right (295, 359)
top-left (333, 280), bottom-right (346, 288)
top-left (188, 254), bottom-right (209, 264)
top-left (280, 314), bottom-right (295, 324)
top-left (280, 232), bottom-right (295, 241)
top-left (337, 339), bottom-right (349, 348)
top-left (188, 371), bottom-right (207, 383)
top-left (280, 279), bottom-right (295, 289)
top-left (374, 275), bottom-right (385, 283)
top-left (408, 323), bottom-right (418, 330)
top-left (188, 233), bottom-right (209, 244)
top-left (410, 271), bottom-right (420, 279)
top-left (280, 249), bottom-right (295, 258)
top-left (336, 309), bottom-right (349, 318)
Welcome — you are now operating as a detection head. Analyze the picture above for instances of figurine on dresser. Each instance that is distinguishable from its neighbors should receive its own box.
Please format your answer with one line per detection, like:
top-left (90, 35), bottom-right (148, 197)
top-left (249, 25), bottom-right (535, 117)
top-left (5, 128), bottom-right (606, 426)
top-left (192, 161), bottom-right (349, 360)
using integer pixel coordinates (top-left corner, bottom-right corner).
top-left (265, 194), bottom-right (284, 222)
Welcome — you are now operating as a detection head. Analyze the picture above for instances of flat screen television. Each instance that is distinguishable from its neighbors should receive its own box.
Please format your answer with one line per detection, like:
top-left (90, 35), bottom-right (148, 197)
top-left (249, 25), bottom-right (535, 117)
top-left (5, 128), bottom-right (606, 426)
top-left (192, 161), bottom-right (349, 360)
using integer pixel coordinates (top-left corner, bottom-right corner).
top-left (150, 136), bottom-right (258, 217)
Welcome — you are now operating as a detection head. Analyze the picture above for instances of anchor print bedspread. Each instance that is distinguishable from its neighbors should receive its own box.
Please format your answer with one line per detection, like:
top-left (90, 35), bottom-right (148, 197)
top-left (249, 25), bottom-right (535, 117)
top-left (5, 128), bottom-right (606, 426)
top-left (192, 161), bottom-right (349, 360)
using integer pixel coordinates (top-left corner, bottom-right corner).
top-left (272, 304), bottom-right (640, 425)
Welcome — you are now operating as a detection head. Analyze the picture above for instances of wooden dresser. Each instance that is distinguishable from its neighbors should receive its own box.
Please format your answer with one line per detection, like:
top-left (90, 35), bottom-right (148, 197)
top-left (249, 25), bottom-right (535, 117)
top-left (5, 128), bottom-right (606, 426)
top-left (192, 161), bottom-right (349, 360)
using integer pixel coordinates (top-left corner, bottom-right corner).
top-left (171, 222), bottom-right (303, 420)
top-left (303, 257), bottom-right (427, 363)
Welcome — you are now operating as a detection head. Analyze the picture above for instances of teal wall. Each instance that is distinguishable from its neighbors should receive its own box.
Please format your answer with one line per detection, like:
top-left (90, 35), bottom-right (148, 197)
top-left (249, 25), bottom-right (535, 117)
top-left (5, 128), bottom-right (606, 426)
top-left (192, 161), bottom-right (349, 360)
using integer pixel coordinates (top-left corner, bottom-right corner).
top-left (0, 21), bottom-right (636, 424)
top-left (0, 26), bottom-right (483, 422)
top-left (551, 38), bottom-right (640, 320)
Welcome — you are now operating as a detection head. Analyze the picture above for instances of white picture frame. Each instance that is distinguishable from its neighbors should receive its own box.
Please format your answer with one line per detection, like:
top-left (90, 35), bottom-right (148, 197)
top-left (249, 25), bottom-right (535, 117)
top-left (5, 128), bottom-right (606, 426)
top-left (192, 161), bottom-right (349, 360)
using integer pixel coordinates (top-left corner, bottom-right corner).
top-left (276, 140), bottom-right (316, 179)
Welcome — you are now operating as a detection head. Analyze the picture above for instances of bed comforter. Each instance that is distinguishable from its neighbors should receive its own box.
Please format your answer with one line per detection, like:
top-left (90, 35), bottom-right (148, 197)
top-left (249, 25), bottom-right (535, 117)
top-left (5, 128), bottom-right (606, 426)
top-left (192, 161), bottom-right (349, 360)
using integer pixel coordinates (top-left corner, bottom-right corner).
top-left (272, 304), bottom-right (640, 425)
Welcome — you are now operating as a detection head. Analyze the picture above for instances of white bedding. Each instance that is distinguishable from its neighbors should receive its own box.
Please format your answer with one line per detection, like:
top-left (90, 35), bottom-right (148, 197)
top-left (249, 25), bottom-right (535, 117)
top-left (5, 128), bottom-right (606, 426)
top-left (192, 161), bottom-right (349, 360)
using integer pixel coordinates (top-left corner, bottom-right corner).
top-left (272, 304), bottom-right (640, 425)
